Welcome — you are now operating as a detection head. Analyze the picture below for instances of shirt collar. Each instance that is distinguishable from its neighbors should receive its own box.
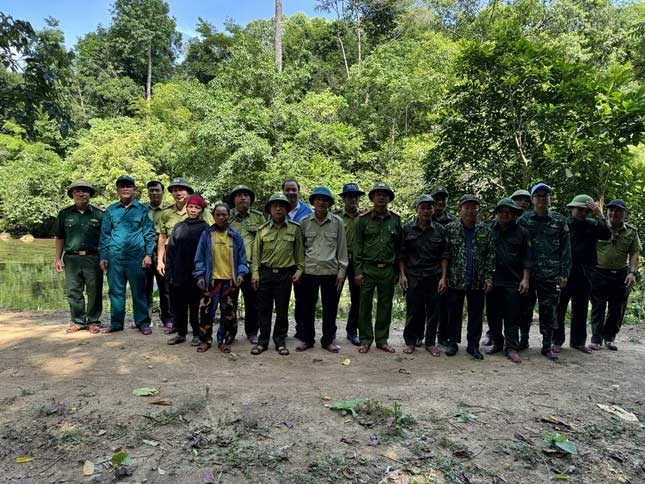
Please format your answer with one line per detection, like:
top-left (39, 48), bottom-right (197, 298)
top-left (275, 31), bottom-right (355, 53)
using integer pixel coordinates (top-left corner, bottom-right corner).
top-left (370, 209), bottom-right (390, 219)
top-left (413, 218), bottom-right (434, 230)
top-left (312, 212), bottom-right (333, 225)
top-left (269, 219), bottom-right (288, 229)
top-left (232, 208), bottom-right (249, 219)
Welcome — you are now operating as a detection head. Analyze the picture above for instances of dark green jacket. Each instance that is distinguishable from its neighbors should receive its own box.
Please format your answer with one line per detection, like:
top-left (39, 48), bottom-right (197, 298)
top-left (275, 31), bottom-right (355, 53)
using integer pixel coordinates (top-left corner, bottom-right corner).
top-left (445, 219), bottom-right (495, 290)
top-left (53, 204), bottom-right (103, 252)
top-left (518, 210), bottom-right (571, 282)
top-left (353, 210), bottom-right (402, 275)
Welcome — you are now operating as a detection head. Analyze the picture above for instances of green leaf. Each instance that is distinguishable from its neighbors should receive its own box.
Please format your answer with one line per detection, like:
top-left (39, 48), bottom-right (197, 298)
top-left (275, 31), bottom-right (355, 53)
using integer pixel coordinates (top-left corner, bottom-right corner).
top-left (133, 387), bottom-right (159, 397)
top-left (555, 441), bottom-right (577, 455)
top-left (111, 451), bottom-right (130, 467)
top-left (552, 474), bottom-right (570, 480)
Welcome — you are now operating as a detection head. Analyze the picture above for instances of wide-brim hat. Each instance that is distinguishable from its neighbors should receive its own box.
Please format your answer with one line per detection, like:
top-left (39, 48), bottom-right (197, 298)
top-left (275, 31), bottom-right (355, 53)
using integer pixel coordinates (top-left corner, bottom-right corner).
top-left (167, 177), bottom-right (194, 194)
top-left (510, 189), bottom-right (531, 200)
top-left (415, 194), bottom-right (435, 208)
top-left (567, 194), bottom-right (594, 209)
top-left (368, 182), bottom-right (395, 202)
top-left (309, 186), bottom-right (335, 206)
top-left (264, 193), bottom-right (291, 212)
top-left (229, 185), bottom-right (256, 205)
top-left (339, 183), bottom-right (365, 197)
top-left (67, 180), bottom-right (96, 198)
top-left (493, 197), bottom-right (522, 213)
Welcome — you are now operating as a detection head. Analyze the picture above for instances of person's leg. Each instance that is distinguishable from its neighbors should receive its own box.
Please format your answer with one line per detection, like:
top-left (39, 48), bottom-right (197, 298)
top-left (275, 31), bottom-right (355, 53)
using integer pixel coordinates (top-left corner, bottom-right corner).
top-left (128, 258), bottom-right (151, 329)
top-left (107, 259), bottom-right (126, 330)
top-left (155, 267), bottom-right (173, 326)
top-left (437, 293), bottom-right (450, 345)
top-left (358, 269), bottom-right (377, 347)
top-left (590, 270), bottom-right (609, 346)
top-left (502, 287), bottom-right (521, 353)
top-left (171, 284), bottom-right (189, 337)
top-left (446, 289), bottom-right (465, 354)
top-left (320, 275), bottom-right (339, 348)
top-left (273, 270), bottom-right (293, 349)
top-left (519, 286), bottom-right (536, 348)
top-left (198, 282), bottom-right (219, 345)
top-left (535, 280), bottom-right (559, 351)
top-left (299, 273), bottom-right (318, 347)
top-left (402, 276), bottom-right (424, 347)
top-left (554, 278), bottom-right (573, 347)
top-left (604, 269), bottom-right (629, 343)
top-left (424, 277), bottom-right (441, 347)
top-left (218, 283), bottom-right (239, 344)
top-left (345, 262), bottom-right (360, 338)
top-left (63, 254), bottom-right (87, 327)
top-left (374, 266), bottom-right (395, 347)
top-left (486, 287), bottom-right (504, 349)
top-left (465, 288), bottom-right (485, 354)
top-left (83, 255), bottom-right (103, 324)
top-left (184, 280), bottom-right (200, 339)
top-left (256, 270), bottom-right (274, 349)
top-left (293, 282), bottom-right (306, 340)
top-left (569, 269), bottom-right (591, 347)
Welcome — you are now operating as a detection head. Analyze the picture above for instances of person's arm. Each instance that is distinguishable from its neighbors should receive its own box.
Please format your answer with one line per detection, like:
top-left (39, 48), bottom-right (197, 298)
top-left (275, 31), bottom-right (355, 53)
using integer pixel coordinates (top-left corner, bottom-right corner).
top-left (99, 208), bottom-right (112, 271)
top-left (353, 217), bottom-right (365, 286)
top-left (193, 231), bottom-right (208, 291)
top-left (141, 208), bottom-right (155, 269)
top-left (251, 229), bottom-right (262, 289)
top-left (438, 258), bottom-right (448, 294)
top-left (483, 228), bottom-right (495, 293)
top-left (336, 221), bottom-right (348, 286)
top-left (293, 226), bottom-right (304, 282)
top-left (519, 231), bottom-right (531, 294)
top-left (236, 232), bottom-right (249, 283)
top-left (559, 222), bottom-right (572, 289)
top-left (54, 238), bottom-right (65, 272)
top-left (625, 232), bottom-right (642, 288)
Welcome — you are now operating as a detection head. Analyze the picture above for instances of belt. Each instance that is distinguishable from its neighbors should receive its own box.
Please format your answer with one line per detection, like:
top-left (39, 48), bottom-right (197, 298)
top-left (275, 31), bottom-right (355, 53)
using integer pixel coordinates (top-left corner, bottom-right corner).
top-left (366, 261), bottom-right (391, 268)
top-left (65, 250), bottom-right (98, 256)
top-left (260, 265), bottom-right (295, 274)
top-left (596, 267), bottom-right (627, 275)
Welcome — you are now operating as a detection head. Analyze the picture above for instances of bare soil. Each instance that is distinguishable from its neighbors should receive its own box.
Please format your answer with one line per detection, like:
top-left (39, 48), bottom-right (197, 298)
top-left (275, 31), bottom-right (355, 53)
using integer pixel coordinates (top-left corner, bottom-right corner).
top-left (0, 310), bottom-right (643, 484)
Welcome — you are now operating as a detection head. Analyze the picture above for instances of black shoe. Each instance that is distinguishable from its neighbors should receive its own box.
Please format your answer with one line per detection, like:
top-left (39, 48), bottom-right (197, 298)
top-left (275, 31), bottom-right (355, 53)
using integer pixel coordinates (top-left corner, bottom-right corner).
top-left (467, 347), bottom-right (484, 360)
top-left (604, 340), bottom-right (618, 351)
top-left (541, 347), bottom-right (558, 361)
top-left (347, 334), bottom-right (360, 346)
top-left (518, 338), bottom-right (529, 350)
top-left (415, 338), bottom-right (423, 348)
top-left (445, 343), bottom-right (458, 356)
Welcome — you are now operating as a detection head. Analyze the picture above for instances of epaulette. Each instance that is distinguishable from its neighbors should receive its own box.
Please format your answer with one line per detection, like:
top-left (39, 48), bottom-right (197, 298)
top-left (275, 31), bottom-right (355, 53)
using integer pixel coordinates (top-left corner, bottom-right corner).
top-left (359, 209), bottom-right (371, 217)
top-left (389, 210), bottom-right (400, 219)
top-left (258, 221), bottom-right (271, 230)
top-left (287, 219), bottom-right (301, 226)
top-left (250, 208), bottom-right (264, 216)
top-left (90, 204), bottom-right (104, 213)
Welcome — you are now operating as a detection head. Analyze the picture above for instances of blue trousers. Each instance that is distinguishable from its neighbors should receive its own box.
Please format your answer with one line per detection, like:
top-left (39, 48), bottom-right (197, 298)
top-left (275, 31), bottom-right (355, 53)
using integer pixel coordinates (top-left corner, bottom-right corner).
top-left (107, 257), bottom-right (150, 329)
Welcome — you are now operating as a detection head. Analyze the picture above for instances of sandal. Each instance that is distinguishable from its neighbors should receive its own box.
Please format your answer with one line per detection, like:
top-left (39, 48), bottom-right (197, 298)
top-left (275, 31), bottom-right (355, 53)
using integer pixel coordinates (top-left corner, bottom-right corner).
top-left (277, 346), bottom-right (290, 356)
top-left (163, 325), bottom-right (177, 335)
top-left (250, 345), bottom-right (265, 355)
top-left (426, 345), bottom-right (441, 356)
top-left (507, 351), bottom-right (522, 363)
top-left (88, 324), bottom-right (101, 334)
top-left (358, 344), bottom-right (370, 353)
top-left (219, 343), bottom-right (232, 353)
top-left (403, 345), bottom-right (415, 354)
top-left (167, 335), bottom-right (186, 345)
top-left (190, 336), bottom-right (200, 346)
top-left (140, 327), bottom-right (152, 335)
top-left (573, 345), bottom-right (592, 354)
top-left (376, 343), bottom-right (396, 353)
top-left (65, 325), bottom-right (83, 333)
top-left (101, 327), bottom-right (123, 334)
top-left (196, 342), bottom-right (211, 353)
top-left (324, 343), bottom-right (340, 353)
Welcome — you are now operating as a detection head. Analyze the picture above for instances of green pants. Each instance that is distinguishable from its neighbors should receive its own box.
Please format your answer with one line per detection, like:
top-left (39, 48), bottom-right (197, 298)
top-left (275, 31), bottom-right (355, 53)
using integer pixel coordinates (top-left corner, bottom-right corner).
top-left (63, 254), bottom-right (103, 327)
top-left (107, 256), bottom-right (150, 330)
top-left (358, 264), bottom-right (395, 346)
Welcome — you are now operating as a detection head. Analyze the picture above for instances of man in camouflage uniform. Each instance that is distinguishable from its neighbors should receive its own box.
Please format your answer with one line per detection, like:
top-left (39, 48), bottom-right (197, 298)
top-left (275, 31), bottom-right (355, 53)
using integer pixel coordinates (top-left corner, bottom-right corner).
top-left (511, 189), bottom-right (532, 213)
top-left (590, 199), bottom-right (641, 351)
top-left (228, 185), bottom-right (266, 344)
top-left (334, 183), bottom-right (365, 346)
top-left (518, 183), bottom-right (571, 360)
top-left (430, 186), bottom-right (455, 347)
top-left (54, 180), bottom-right (104, 333)
top-left (354, 182), bottom-right (401, 354)
top-left (445, 194), bottom-right (495, 359)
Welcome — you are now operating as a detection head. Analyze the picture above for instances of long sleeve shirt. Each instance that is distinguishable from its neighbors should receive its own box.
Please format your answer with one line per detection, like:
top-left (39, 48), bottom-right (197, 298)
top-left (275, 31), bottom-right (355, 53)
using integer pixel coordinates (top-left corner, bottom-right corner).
top-left (300, 212), bottom-right (349, 277)
top-left (99, 199), bottom-right (155, 261)
top-left (518, 210), bottom-right (571, 282)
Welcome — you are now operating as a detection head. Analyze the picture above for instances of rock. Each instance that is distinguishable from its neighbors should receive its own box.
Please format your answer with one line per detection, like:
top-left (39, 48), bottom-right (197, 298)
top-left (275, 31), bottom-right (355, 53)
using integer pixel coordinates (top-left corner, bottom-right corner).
top-left (0, 232), bottom-right (11, 241)
top-left (20, 234), bottom-right (35, 243)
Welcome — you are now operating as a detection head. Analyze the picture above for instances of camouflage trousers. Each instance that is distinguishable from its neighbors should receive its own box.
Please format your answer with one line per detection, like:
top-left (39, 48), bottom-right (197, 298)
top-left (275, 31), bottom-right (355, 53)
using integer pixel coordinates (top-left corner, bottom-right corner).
top-left (199, 279), bottom-right (239, 345)
top-left (526, 279), bottom-right (560, 349)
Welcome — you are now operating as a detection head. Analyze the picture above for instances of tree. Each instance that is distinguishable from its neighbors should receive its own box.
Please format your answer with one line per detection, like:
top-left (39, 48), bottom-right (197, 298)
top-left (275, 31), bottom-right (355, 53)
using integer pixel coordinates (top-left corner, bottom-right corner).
top-left (181, 18), bottom-right (234, 83)
top-left (275, 0), bottom-right (283, 72)
top-left (0, 13), bottom-right (35, 72)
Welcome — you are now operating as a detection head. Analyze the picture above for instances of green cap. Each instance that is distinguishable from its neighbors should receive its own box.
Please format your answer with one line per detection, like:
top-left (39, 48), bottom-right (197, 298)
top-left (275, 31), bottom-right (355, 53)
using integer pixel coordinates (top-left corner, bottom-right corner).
top-left (229, 185), bottom-right (256, 205)
top-left (510, 189), bottom-right (531, 200)
top-left (567, 194), bottom-right (593, 209)
top-left (67, 180), bottom-right (96, 198)
top-left (309, 186), bottom-right (334, 206)
top-left (167, 177), bottom-right (194, 194)
top-left (368, 182), bottom-right (395, 202)
top-left (264, 193), bottom-right (291, 212)
top-left (493, 197), bottom-right (521, 213)
top-left (415, 194), bottom-right (435, 208)
top-left (430, 186), bottom-right (449, 198)
top-left (458, 194), bottom-right (480, 207)
top-left (116, 175), bottom-right (135, 187)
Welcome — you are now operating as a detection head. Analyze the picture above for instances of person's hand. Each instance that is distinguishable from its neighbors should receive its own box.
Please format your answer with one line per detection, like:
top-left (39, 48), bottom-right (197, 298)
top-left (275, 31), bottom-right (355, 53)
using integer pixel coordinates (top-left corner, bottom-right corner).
top-left (336, 276), bottom-right (345, 292)
top-left (518, 278), bottom-right (529, 295)
top-left (292, 274), bottom-right (301, 284)
top-left (142, 255), bottom-right (152, 269)
top-left (354, 274), bottom-right (364, 287)
top-left (586, 200), bottom-right (603, 218)
top-left (438, 277), bottom-right (448, 294)
top-left (54, 258), bottom-right (64, 273)
top-left (197, 278), bottom-right (206, 291)
top-left (252, 278), bottom-right (259, 290)
top-left (399, 273), bottom-right (408, 291)
top-left (236, 275), bottom-right (244, 287)
top-left (484, 280), bottom-right (493, 294)
top-left (157, 260), bottom-right (165, 277)
top-left (559, 277), bottom-right (568, 289)
top-left (625, 272), bottom-right (637, 289)
top-left (100, 260), bottom-right (108, 272)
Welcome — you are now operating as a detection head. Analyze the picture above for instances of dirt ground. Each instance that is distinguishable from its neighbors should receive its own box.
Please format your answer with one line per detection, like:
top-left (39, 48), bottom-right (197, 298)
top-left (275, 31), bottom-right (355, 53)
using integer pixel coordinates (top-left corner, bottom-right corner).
top-left (0, 310), bottom-right (643, 484)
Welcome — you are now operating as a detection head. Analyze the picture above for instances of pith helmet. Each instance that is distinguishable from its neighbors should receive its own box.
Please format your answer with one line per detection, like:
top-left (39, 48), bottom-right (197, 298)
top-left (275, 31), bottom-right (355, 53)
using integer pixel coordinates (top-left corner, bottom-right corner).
top-left (430, 186), bottom-right (449, 198)
top-left (567, 194), bottom-right (594, 209)
top-left (368, 182), bottom-right (395, 202)
top-left (510, 189), bottom-right (531, 200)
top-left (309, 186), bottom-right (335, 206)
top-left (493, 197), bottom-right (521, 213)
top-left (415, 194), bottom-right (435, 208)
top-left (167, 177), bottom-right (194, 194)
top-left (229, 185), bottom-right (256, 205)
top-left (67, 180), bottom-right (96, 198)
top-left (264, 193), bottom-right (291, 212)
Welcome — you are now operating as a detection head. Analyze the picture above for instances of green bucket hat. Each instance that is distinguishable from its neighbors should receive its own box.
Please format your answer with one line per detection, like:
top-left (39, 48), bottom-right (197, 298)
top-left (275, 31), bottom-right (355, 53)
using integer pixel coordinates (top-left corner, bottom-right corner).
top-left (567, 194), bottom-right (593, 209)
top-left (67, 180), bottom-right (96, 198)
top-left (264, 193), bottom-right (291, 212)
top-left (510, 189), bottom-right (531, 200)
top-left (493, 197), bottom-right (522, 213)
top-left (309, 186), bottom-right (334, 206)
top-left (167, 177), bottom-right (194, 194)
top-left (229, 185), bottom-right (256, 205)
top-left (368, 182), bottom-right (395, 202)
top-left (415, 194), bottom-right (435, 208)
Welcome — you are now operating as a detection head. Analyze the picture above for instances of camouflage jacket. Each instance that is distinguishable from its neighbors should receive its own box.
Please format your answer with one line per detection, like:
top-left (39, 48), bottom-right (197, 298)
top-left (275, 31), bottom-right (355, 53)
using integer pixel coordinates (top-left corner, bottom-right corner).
top-left (445, 220), bottom-right (496, 290)
top-left (518, 210), bottom-right (571, 282)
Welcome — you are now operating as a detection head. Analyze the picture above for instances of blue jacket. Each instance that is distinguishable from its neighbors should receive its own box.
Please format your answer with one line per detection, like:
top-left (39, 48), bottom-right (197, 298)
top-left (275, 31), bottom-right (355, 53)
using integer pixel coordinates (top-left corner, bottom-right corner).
top-left (287, 200), bottom-right (312, 223)
top-left (99, 199), bottom-right (155, 261)
top-left (194, 225), bottom-right (249, 285)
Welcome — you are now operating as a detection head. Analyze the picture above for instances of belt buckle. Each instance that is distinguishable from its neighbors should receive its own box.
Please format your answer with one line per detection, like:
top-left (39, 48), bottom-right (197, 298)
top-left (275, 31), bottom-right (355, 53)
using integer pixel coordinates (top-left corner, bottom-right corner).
top-left (78, 251), bottom-right (87, 256)
top-left (272, 268), bottom-right (279, 273)
top-left (377, 263), bottom-right (385, 268)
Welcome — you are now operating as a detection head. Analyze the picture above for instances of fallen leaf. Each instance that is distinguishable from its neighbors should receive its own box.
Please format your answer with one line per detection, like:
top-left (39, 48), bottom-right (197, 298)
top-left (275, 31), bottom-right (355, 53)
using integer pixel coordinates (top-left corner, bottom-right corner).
top-left (158, 468), bottom-right (166, 475)
top-left (552, 474), bottom-right (570, 480)
top-left (398, 368), bottom-right (411, 375)
top-left (149, 400), bottom-right (172, 406)
top-left (132, 387), bottom-right (159, 397)
top-left (341, 358), bottom-right (351, 366)
top-left (596, 404), bottom-right (639, 423)
top-left (82, 460), bottom-right (94, 476)
top-left (20, 478), bottom-right (31, 484)
top-left (111, 451), bottom-right (130, 467)
top-left (283, 420), bottom-right (294, 429)
top-left (97, 429), bottom-right (107, 436)
top-left (15, 456), bottom-right (33, 463)
top-left (319, 394), bottom-right (332, 401)
top-left (142, 439), bottom-right (159, 447)
top-left (539, 416), bottom-right (573, 429)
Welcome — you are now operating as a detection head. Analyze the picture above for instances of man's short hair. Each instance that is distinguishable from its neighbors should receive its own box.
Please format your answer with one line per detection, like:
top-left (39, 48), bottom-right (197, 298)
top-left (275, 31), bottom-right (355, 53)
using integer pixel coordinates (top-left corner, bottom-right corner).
top-left (147, 180), bottom-right (164, 190)
top-left (282, 178), bottom-right (300, 190)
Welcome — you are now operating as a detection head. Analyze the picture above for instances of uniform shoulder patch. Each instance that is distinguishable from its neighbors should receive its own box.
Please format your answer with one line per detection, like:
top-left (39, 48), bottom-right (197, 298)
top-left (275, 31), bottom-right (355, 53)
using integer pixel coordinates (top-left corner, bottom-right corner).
top-left (250, 208), bottom-right (264, 216)
top-left (258, 221), bottom-right (271, 230)
top-left (90, 204), bottom-right (104, 213)
top-left (359, 209), bottom-right (371, 217)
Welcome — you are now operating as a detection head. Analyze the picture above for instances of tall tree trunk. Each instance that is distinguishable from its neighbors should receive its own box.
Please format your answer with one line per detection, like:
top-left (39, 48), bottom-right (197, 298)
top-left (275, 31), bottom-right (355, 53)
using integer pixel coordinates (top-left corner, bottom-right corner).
top-left (146, 45), bottom-right (152, 108)
top-left (338, 32), bottom-right (350, 78)
top-left (275, 0), bottom-right (283, 73)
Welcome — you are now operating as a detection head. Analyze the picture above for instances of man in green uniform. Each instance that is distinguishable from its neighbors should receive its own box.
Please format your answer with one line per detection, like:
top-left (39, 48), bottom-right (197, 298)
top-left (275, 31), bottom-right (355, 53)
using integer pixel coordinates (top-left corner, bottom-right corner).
top-left (145, 180), bottom-right (173, 328)
top-left (228, 185), bottom-right (266, 344)
top-left (518, 182), bottom-right (571, 360)
top-left (354, 182), bottom-right (401, 354)
top-left (590, 199), bottom-right (641, 351)
top-left (511, 190), bottom-right (532, 213)
top-left (54, 180), bottom-right (104, 333)
top-left (334, 183), bottom-right (365, 346)
top-left (251, 193), bottom-right (305, 356)
top-left (445, 194), bottom-right (495, 360)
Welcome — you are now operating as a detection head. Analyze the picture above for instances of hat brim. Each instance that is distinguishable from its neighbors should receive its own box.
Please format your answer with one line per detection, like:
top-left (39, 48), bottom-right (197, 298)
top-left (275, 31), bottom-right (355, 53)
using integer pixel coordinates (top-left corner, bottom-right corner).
top-left (230, 189), bottom-right (256, 205)
top-left (567, 203), bottom-right (590, 209)
top-left (168, 185), bottom-right (194, 195)
top-left (607, 204), bottom-right (626, 210)
top-left (339, 190), bottom-right (365, 197)
top-left (67, 186), bottom-right (96, 198)
top-left (309, 194), bottom-right (335, 206)
top-left (265, 200), bottom-right (291, 212)
top-left (368, 189), bottom-right (395, 201)
top-left (493, 205), bottom-right (521, 213)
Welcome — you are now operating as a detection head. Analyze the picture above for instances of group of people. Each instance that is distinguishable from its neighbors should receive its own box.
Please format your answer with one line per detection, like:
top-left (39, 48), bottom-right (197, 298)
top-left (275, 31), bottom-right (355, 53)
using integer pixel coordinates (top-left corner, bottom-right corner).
top-left (54, 175), bottom-right (641, 362)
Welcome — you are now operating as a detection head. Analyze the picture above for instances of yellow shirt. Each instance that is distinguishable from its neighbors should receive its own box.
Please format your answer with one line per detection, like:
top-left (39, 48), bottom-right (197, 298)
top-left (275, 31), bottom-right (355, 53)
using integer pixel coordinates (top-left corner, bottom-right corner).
top-left (211, 230), bottom-right (233, 281)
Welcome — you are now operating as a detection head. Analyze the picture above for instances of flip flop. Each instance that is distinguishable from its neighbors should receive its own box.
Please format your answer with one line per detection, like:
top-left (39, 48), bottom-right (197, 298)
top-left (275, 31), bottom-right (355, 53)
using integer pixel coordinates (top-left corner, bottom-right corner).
top-left (65, 325), bottom-right (83, 333)
top-left (277, 346), bottom-right (290, 356)
top-left (219, 343), bottom-right (232, 353)
top-left (197, 342), bottom-right (211, 353)
top-left (88, 324), bottom-right (101, 334)
top-left (140, 327), bottom-right (152, 335)
top-left (250, 345), bottom-right (265, 355)
top-left (358, 344), bottom-right (370, 353)
top-left (426, 345), bottom-right (441, 356)
top-left (403, 345), bottom-right (415, 354)
top-left (101, 327), bottom-right (123, 334)
top-left (324, 344), bottom-right (340, 353)
top-left (376, 344), bottom-right (396, 353)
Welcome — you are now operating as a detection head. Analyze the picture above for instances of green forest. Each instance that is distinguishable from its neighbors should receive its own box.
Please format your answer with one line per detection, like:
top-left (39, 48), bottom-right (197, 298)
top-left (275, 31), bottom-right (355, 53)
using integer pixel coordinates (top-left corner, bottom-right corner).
top-left (0, 0), bottom-right (644, 235)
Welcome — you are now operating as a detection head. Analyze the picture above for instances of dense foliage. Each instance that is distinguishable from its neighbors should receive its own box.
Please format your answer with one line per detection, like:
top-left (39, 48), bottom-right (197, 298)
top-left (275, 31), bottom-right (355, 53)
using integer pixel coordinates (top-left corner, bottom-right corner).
top-left (0, 0), bottom-right (643, 236)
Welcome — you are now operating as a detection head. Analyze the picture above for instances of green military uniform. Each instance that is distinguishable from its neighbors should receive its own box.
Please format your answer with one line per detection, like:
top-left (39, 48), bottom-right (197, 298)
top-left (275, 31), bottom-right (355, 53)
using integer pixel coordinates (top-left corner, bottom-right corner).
top-left (54, 203), bottom-right (104, 327)
top-left (158, 204), bottom-right (214, 238)
top-left (354, 183), bottom-right (401, 348)
top-left (253, 195), bottom-right (305, 349)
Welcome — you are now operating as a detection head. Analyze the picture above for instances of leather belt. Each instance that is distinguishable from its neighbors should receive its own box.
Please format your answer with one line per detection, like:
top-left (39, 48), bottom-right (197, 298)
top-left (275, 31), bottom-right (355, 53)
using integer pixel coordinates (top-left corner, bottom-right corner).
top-left (66, 250), bottom-right (97, 256)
